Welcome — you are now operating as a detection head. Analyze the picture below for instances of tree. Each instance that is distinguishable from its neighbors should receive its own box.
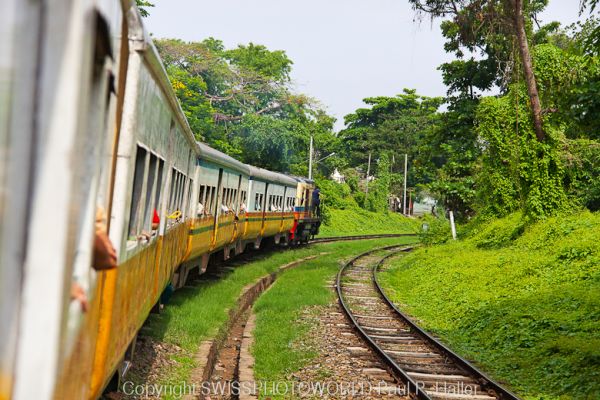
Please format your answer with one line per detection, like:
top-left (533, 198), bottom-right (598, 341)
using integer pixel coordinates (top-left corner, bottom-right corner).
top-left (155, 38), bottom-right (338, 173)
top-left (340, 89), bottom-right (442, 188)
top-left (408, 0), bottom-right (547, 141)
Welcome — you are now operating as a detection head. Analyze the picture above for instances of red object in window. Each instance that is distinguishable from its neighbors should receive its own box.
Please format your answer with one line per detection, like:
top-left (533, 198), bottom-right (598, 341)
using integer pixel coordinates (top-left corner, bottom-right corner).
top-left (153, 209), bottom-right (160, 224)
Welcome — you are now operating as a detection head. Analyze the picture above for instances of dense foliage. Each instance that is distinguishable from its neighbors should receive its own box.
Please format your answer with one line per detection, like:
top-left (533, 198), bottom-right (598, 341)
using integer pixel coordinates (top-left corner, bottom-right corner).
top-left (153, 1), bottom-right (600, 223)
top-left (155, 38), bottom-right (338, 175)
top-left (334, 2), bottom-right (600, 220)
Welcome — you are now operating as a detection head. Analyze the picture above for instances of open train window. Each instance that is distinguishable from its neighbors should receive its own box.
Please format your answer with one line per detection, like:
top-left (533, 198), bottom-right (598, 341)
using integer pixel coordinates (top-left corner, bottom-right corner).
top-left (155, 159), bottom-right (164, 216)
top-left (186, 179), bottom-right (193, 216)
top-left (207, 186), bottom-right (216, 214)
top-left (128, 146), bottom-right (147, 238)
top-left (174, 174), bottom-right (182, 211)
top-left (198, 185), bottom-right (206, 204)
top-left (142, 154), bottom-right (158, 231)
top-left (254, 193), bottom-right (261, 211)
top-left (168, 168), bottom-right (177, 211)
top-left (240, 191), bottom-right (247, 209)
top-left (205, 186), bottom-right (212, 213)
top-left (177, 175), bottom-right (186, 211)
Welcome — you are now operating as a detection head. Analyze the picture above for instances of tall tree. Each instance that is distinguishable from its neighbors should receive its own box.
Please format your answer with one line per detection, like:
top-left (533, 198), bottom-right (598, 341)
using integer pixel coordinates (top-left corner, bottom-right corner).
top-left (408, 0), bottom-right (547, 141)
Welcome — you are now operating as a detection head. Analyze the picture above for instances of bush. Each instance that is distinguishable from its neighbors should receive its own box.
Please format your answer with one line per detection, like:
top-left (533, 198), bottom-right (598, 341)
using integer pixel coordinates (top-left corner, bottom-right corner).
top-left (419, 214), bottom-right (452, 245)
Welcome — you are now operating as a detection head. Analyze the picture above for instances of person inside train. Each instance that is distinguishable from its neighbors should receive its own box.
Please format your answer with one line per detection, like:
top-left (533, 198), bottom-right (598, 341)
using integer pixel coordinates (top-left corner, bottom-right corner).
top-left (152, 208), bottom-right (160, 231)
top-left (197, 202), bottom-right (204, 217)
top-left (221, 203), bottom-right (229, 214)
top-left (70, 281), bottom-right (89, 312)
top-left (239, 201), bottom-right (247, 214)
top-left (93, 207), bottom-right (117, 270)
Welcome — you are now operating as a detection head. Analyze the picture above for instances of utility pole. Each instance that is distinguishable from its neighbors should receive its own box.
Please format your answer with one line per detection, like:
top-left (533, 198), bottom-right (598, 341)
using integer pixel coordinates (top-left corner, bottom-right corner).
top-left (365, 152), bottom-right (371, 197)
top-left (308, 135), bottom-right (313, 180)
top-left (402, 154), bottom-right (408, 215)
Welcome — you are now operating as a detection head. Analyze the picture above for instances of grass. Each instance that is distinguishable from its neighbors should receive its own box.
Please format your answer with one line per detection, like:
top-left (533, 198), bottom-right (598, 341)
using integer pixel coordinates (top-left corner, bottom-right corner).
top-left (131, 244), bottom-right (333, 396)
top-left (251, 237), bottom-right (418, 398)
top-left (318, 208), bottom-right (419, 237)
top-left (378, 211), bottom-right (600, 399)
top-left (132, 235), bottom-right (416, 398)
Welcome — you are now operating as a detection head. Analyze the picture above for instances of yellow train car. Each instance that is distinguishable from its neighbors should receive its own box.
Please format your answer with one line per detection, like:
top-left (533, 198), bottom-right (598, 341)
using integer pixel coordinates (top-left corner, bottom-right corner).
top-left (1, 2), bottom-right (321, 400)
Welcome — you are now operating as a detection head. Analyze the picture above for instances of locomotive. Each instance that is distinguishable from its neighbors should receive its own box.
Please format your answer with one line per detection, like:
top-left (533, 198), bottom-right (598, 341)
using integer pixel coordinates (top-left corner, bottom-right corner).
top-left (0, 2), bottom-right (320, 399)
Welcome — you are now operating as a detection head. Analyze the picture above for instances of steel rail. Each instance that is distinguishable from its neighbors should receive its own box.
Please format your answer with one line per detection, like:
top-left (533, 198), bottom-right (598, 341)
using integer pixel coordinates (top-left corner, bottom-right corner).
top-left (311, 233), bottom-right (417, 244)
top-left (336, 246), bottom-right (431, 399)
top-left (372, 254), bottom-right (521, 400)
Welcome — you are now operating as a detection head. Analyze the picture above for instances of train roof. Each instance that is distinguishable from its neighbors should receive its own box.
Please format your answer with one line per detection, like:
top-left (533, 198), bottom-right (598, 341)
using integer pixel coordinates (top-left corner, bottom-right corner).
top-left (290, 175), bottom-right (315, 185)
top-left (127, 6), bottom-right (200, 156)
top-left (197, 142), bottom-right (250, 174)
top-left (248, 166), bottom-right (298, 187)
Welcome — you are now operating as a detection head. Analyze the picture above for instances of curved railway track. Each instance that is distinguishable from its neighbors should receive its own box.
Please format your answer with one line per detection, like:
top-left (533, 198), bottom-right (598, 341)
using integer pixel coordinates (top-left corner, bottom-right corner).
top-left (336, 247), bottom-right (520, 400)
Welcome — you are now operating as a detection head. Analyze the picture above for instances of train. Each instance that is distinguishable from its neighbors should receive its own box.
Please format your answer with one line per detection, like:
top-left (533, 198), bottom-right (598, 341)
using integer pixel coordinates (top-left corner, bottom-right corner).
top-left (0, 1), bottom-right (320, 399)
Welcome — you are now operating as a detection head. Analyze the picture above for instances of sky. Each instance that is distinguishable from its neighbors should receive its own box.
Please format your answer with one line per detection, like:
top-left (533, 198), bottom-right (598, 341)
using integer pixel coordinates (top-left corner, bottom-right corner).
top-left (145, 0), bottom-right (583, 131)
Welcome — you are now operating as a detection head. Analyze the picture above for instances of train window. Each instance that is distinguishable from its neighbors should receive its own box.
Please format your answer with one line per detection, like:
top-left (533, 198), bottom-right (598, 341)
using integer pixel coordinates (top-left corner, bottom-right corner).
top-left (186, 179), bottom-right (193, 216)
top-left (128, 146), bottom-right (147, 238)
top-left (178, 175), bottom-right (187, 211)
top-left (208, 186), bottom-right (216, 214)
top-left (155, 159), bottom-right (164, 216)
top-left (168, 168), bottom-right (177, 211)
top-left (175, 173), bottom-right (181, 210)
top-left (254, 193), bottom-right (260, 211)
top-left (206, 186), bottom-right (213, 213)
top-left (198, 185), bottom-right (206, 204)
top-left (205, 186), bottom-right (210, 212)
top-left (142, 154), bottom-right (158, 231)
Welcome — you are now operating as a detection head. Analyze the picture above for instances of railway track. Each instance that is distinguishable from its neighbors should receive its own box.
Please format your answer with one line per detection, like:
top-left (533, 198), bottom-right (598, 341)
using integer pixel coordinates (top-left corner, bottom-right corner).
top-left (336, 246), bottom-right (520, 400)
top-left (311, 233), bottom-right (417, 244)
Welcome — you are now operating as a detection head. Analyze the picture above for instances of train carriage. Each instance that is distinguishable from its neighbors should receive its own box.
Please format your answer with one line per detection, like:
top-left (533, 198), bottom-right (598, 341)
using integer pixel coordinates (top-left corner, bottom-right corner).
top-left (1, 2), bottom-right (321, 400)
top-left (247, 167), bottom-right (298, 246)
top-left (1, 0), bottom-right (128, 399)
top-left (181, 143), bottom-right (251, 280)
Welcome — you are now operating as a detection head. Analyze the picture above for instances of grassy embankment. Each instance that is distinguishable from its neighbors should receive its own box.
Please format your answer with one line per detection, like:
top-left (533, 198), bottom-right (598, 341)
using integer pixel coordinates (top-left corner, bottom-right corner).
top-left (378, 211), bottom-right (600, 399)
top-left (318, 208), bottom-right (419, 237)
top-left (251, 236), bottom-right (418, 397)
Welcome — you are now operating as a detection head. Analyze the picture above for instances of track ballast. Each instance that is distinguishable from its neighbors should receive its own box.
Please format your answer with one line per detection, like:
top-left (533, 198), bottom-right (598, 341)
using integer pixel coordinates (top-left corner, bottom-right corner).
top-left (336, 247), bottom-right (520, 400)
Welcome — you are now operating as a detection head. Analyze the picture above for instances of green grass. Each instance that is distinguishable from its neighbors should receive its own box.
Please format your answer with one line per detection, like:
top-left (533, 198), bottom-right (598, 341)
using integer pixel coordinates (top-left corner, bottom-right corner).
top-left (318, 208), bottom-right (419, 237)
top-left (133, 236), bottom-right (416, 398)
top-left (251, 237), bottom-right (418, 398)
top-left (133, 244), bottom-right (334, 395)
top-left (378, 211), bottom-right (600, 399)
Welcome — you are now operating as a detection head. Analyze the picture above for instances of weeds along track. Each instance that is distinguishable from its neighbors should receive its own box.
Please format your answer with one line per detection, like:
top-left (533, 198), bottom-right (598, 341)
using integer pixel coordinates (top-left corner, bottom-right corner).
top-left (336, 247), bottom-right (521, 400)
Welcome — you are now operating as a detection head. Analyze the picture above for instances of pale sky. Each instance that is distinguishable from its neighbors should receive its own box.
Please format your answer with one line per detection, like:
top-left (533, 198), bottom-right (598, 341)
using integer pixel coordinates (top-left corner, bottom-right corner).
top-left (146, 1), bottom-right (583, 131)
